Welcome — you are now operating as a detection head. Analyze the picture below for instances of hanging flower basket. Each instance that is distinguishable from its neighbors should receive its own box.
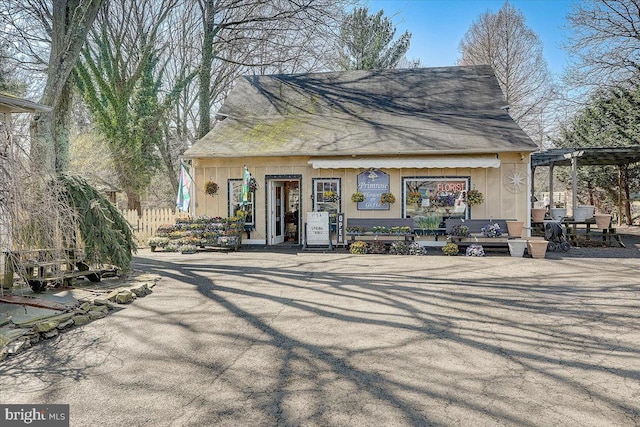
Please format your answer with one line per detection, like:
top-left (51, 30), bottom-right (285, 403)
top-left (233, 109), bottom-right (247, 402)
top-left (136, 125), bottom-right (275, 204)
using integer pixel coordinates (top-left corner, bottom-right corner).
top-left (248, 177), bottom-right (258, 192)
top-left (407, 191), bottom-right (422, 204)
top-left (380, 192), bottom-right (396, 204)
top-left (466, 189), bottom-right (484, 206)
top-left (351, 192), bottom-right (365, 203)
top-left (205, 181), bottom-right (219, 196)
top-left (324, 190), bottom-right (339, 202)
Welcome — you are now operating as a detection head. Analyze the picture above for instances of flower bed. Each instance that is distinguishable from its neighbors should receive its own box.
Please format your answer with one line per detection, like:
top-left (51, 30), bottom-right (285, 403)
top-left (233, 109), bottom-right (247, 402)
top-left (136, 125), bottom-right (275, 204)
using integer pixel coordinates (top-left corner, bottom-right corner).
top-left (148, 216), bottom-right (244, 252)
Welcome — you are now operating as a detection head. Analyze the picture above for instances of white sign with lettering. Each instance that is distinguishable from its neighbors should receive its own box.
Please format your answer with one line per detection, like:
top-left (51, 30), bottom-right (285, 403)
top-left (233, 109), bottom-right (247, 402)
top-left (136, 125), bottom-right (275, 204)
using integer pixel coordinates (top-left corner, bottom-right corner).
top-left (306, 212), bottom-right (330, 246)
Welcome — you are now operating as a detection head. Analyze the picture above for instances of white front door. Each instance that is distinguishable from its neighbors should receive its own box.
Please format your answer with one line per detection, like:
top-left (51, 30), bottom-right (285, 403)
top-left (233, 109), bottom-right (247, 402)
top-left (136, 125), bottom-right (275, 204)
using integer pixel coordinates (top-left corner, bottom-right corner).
top-left (269, 181), bottom-right (285, 244)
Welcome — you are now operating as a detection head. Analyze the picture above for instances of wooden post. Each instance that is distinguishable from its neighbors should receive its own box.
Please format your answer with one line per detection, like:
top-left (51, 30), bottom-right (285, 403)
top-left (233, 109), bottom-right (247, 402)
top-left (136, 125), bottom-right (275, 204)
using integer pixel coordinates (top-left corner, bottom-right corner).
top-left (0, 112), bottom-right (12, 289)
top-left (549, 162), bottom-right (555, 208)
top-left (572, 155), bottom-right (578, 216)
top-left (618, 166), bottom-right (623, 226)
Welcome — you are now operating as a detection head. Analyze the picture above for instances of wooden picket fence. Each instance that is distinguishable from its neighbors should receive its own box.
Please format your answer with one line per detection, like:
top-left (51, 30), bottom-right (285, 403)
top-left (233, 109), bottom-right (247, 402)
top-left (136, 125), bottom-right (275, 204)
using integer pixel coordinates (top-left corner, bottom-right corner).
top-left (122, 208), bottom-right (188, 245)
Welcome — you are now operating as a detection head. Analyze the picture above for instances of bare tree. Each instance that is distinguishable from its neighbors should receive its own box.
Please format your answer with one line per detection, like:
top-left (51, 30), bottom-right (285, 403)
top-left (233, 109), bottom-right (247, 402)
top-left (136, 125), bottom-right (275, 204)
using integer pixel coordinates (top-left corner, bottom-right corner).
top-left (565, 0), bottom-right (640, 92)
top-left (458, 2), bottom-right (554, 144)
top-left (0, 0), bottom-right (104, 172)
top-left (194, 0), bottom-right (346, 138)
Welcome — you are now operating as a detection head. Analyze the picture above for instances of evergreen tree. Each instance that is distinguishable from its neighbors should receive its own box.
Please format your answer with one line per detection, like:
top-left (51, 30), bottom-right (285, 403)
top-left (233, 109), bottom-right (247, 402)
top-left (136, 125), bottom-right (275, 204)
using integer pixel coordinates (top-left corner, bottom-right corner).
top-left (556, 79), bottom-right (640, 223)
top-left (336, 7), bottom-right (411, 70)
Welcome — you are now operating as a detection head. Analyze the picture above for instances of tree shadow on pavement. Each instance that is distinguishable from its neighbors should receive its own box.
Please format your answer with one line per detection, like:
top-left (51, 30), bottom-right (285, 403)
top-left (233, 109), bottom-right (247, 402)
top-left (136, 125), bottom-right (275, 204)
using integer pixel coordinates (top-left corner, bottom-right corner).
top-left (127, 253), bottom-right (640, 426)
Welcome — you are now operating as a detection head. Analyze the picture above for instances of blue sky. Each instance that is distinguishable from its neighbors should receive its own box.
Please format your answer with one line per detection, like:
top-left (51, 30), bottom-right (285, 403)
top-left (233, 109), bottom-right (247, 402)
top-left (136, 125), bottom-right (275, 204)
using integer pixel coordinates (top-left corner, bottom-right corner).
top-left (368, 0), bottom-right (575, 76)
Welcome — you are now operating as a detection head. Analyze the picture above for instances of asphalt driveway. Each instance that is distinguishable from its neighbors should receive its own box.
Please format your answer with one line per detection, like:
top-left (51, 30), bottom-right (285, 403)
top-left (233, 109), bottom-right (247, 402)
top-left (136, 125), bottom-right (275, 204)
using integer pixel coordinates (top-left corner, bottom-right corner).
top-left (1, 249), bottom-right (639, 426)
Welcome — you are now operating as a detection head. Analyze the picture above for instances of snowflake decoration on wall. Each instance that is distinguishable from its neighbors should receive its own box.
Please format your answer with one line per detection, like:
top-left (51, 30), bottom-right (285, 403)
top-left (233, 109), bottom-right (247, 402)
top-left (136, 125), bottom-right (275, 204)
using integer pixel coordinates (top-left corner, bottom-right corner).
top-left (504, 168), bottom-right (526, 193)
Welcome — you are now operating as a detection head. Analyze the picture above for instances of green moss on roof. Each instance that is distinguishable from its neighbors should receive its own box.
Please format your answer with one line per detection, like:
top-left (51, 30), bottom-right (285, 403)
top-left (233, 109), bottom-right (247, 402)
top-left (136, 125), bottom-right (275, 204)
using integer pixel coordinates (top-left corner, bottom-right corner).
top-left (238, 116), bottom-right (310, 147)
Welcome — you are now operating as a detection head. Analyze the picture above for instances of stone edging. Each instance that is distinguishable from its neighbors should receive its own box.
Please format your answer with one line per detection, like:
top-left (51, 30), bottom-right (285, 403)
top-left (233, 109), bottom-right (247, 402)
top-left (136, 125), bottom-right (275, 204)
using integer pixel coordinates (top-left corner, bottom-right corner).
top-left (0, 274), bottom-right (160, 362)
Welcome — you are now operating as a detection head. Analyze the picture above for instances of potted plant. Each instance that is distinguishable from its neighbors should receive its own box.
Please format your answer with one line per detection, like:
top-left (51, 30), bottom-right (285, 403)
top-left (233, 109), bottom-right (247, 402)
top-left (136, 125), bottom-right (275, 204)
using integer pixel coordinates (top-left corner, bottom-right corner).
top-left (508, 239), bottom-right (528, 257)
top-left (248, 177), bottom-right (258, 192)
top-left (179, 243), bottom-right (197, 254)
top-left (466, 189), bottom-right (484, 206)
top-left (527, 238), bottom-right (549, 259)
top-left (407, 191), bottom-right (422, 205)
top-left (346, 226), bottom-right (366, 234)
top-left (481, 222), bottom-right (503, 237)
top-left (205, 181), bottom-right (219, 196)
top-left (148, 236), bottom-right (170, 252)
top-left (389, 241), bottom-right (409, 255)
top-left (531, 207), bottom-right (546, 222)
top-left (324, 190), bottom-right (339, 202)
top-left (442, 242), bottom-right (459, 256)
top-left (415, 214), bottom-right (441, 234)
top-left (408, 242), bottom-right (427, 255)
top-left (380, 192), bottom-right (396, 204)
top-left (371, 225), bottom-right (390, 234)
top-left (550, 202), bottom-right (567, 221)
top-left (351, 192), bottom-right (365, 203)
top-left (349, 241), bottom-right (367, 254)
top-left (367, 241), bottom-right (387, 254)
top-left (449, 224), bottom-right (470, 237)
top-left (506, 220), bottom-right (524, 238)
top-left (594, 212), bottom-right (612, 229)
top-left (465, 244), bottom-right (485, 257)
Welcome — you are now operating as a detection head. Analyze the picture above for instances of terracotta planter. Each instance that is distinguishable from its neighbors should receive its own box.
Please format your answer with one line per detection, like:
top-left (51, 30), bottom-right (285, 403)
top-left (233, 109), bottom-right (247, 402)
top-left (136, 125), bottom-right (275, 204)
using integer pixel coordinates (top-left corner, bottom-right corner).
top-left (506, 221), bottom-right (524, 238)
top-left (594, 214), bottom-right (612, 229)
top-left (531, 208), bottom-right (546, 222)
top-left (527, 239), bottom-right (549, 259)
top-left (508, 239), bottom-right (527, 257)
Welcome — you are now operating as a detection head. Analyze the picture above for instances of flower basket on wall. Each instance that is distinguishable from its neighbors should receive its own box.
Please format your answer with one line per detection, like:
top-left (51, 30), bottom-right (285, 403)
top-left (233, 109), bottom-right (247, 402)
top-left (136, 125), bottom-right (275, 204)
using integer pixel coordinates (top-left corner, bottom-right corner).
top-left (351, 192), bottom-right (365, 203)
top-left (380, 192), bottom-right (396, 204)
top-left (205, 181), bottom-right (219, 196)
top-left (466, 189), bottom-right (484, 206)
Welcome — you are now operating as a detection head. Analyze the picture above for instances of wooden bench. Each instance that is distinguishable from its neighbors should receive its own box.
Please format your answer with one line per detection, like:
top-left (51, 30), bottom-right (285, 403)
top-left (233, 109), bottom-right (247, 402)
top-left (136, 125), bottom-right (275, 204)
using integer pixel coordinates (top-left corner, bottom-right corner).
top-left (346, 218), bottom-right (415, 245)
top-left (445, 218), bottom-right (514, 249)
top-left (4, 249), bottom-right (102, 293)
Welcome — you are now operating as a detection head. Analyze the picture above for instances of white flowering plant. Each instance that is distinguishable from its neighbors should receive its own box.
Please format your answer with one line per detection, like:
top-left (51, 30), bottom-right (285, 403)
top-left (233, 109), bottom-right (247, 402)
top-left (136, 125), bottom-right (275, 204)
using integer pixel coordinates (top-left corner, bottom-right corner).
top-left (465, 244), bottom-right (485, 257)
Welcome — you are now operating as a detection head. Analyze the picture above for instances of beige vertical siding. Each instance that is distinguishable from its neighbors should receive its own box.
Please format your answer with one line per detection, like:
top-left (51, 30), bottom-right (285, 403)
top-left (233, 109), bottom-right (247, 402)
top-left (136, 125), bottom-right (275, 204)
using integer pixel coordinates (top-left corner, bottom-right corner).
top-left (192, 152), bottom-right (531, 242)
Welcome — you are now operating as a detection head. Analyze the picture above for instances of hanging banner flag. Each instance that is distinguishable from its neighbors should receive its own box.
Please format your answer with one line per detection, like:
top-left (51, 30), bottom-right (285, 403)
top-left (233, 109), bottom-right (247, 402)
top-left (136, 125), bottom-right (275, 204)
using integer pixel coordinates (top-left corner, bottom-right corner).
top-left (241, 166), bottom-right (251, 206)
top-left (176, 163), bottom-right (193, 212)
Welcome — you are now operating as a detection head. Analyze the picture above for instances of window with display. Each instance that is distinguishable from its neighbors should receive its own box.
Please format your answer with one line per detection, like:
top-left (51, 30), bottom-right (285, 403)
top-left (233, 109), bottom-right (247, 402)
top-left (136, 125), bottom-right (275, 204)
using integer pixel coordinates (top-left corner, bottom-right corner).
top-left (403, 177), bottom-right (470, 222)
top-left (312, 178), bottom-right (341, 226)
top-left (228, 179), bottom-right (255, 226)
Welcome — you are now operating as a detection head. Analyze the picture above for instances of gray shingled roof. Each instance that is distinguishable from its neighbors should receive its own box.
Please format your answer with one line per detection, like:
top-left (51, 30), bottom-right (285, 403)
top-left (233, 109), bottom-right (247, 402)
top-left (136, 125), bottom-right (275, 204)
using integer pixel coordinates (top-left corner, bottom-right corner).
top-left (184, 65), bottom-right (538, 158)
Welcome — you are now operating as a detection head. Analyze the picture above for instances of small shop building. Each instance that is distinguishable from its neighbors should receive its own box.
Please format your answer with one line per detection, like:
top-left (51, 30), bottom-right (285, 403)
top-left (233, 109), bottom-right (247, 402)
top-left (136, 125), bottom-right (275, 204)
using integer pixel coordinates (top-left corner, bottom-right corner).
top-left (183, 65), bottom-right (538, 246)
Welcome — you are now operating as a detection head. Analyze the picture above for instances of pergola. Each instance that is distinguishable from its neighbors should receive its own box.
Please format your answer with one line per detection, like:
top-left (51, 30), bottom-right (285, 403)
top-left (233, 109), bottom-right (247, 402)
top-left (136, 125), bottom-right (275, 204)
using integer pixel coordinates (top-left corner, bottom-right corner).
top-left (531, 146), bottom-right (640, 223)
